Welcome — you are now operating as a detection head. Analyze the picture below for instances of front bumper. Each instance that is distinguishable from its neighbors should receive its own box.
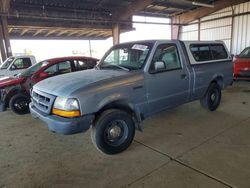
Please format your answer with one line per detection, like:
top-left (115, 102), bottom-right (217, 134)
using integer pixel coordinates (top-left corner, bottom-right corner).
top-left (0, 101), bottom-right (6, 112)
top-left (0, 90), bottom-right (6, 112)
top-left (29, 102), bottom-right (95, 135)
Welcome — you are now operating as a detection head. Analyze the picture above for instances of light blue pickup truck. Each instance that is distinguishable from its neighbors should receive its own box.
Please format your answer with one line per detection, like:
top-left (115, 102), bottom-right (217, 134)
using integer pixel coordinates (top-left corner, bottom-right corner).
top-left (30, 40), bottom-right (233, 154)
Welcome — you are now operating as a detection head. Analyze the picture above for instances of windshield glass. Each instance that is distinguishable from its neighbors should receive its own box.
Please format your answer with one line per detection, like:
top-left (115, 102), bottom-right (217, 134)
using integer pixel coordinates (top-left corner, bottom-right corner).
top-left (100, 42), bottom-right (153, 70)
top-left (19, 61), bottom-right (49, 77)
top-left (0, 57), bottom-right (14, 69)
top-left (239, 47), bottom-right (250, 58)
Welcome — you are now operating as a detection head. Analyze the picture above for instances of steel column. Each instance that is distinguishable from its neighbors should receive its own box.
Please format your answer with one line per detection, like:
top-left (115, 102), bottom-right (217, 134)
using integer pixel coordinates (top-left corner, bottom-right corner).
top-left (112, 23), bottom-right (120, 45)
top-left (171, 17), bottom-right (181, 40)
top-left (1, 16), bottom-right (12, 57)
top-left (0, 20), bottom-right (7, 61)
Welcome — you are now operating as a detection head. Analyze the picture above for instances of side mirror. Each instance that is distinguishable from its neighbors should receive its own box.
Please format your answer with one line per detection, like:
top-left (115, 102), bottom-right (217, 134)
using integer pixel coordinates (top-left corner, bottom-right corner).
top-left (10, 65), bottom-right (16, 70)
top-left (153, 61), bottom-right (165, 73)
top-left (39, 72), bottom-right (49, 78)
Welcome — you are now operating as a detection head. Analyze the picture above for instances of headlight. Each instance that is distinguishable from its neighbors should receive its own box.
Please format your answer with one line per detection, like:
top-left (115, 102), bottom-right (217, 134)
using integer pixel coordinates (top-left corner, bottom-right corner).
top-left (53, 97), bottom-right (79, 111)
top-left (52, 97), bottom-right (80, 118)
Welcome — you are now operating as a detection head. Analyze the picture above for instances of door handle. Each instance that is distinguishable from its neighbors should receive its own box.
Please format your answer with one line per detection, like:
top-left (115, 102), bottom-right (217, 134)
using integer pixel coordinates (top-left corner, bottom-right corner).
top-left (133, 85), bottom-right (143, 90)
top-left (181, 74), bottom-right (187, 79)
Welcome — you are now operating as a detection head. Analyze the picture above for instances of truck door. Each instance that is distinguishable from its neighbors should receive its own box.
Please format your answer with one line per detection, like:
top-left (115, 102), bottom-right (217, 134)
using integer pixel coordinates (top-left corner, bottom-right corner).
top-left (145, 42), bottom-right (190, 115)
top-left (9, 58), bottom-right (32, 76)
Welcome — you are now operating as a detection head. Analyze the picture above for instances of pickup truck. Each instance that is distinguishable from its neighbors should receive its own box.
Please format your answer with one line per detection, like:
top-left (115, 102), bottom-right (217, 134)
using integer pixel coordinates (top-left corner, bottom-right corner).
top-left (30, 40), bottom-right (233, 155)
top-left (0, 56), bottom-right (98, 114)
top-left (0, 55), bottom-right (37, 78)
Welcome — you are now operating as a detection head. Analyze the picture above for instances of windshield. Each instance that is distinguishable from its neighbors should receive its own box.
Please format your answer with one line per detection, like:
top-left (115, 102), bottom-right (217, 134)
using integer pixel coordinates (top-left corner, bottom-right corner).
top-left (239, 47), bottom-right (250, 58)
top-left (100, 42), bottom-right (153, 70)
top-left (0, 57), bottom-right (14, 69)
top-left (19, 61), bottom-right (49, 77)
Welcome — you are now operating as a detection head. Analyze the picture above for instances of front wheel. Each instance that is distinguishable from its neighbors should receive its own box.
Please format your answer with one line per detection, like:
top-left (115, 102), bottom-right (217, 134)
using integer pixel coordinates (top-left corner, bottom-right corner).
top-left (200, 83), bottom-right (221, 111)
top-left (9, 93), bottom-right (30, 115)
top-left (91, 109), bottom-right (135, 155)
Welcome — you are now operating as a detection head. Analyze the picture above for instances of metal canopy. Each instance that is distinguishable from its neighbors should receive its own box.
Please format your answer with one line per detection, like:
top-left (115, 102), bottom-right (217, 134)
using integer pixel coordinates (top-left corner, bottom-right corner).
top-left (3, 0), bottom-right (217, 40)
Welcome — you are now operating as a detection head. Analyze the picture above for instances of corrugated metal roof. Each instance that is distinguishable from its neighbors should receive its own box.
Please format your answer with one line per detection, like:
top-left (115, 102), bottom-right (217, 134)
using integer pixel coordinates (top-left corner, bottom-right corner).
top-left (4, 0), bottom-right (217, 39)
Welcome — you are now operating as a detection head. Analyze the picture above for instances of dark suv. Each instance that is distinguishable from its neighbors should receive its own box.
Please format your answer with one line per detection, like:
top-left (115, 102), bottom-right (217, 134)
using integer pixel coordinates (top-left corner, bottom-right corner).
top-left (0, 56), bottom-right (98, 114)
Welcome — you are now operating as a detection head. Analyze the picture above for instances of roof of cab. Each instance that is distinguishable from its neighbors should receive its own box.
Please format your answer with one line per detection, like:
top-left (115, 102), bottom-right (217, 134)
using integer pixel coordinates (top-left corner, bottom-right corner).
top-left (9, 55), bottom-right (36, 58)
top-left (112, 39), bottom-right (225, 46)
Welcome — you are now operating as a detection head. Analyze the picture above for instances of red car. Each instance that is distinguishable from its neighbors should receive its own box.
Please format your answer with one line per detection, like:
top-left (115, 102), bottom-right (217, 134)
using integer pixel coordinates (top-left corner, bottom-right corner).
top-left (0, 56), bottom-right (98, 114)
top-left (233, 47), bottom-right (250, 80)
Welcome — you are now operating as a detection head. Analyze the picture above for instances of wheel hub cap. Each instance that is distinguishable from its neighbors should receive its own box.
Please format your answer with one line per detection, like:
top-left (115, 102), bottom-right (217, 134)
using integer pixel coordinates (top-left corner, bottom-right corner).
top-left (109, 125), bottom-right (122, 139)
top-left (14, 101), bottom-right (28, 110)
top-left (211, 93), bottom-right (216, 101)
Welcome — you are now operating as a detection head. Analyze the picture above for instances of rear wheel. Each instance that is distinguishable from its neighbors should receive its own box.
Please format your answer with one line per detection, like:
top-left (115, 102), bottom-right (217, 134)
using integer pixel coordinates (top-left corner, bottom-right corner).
top-left (9, 93), bottom-right (30, 115)
top-left (91, 109), bottom-right (135, 155)
top-left (200, 83), bottom-right (221, 111)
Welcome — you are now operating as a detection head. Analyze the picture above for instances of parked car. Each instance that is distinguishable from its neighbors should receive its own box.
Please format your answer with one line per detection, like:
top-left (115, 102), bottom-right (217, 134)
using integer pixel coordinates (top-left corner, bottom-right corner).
top-left (30, 40), bottom-right (233, 155)
top-left (0, 55), bottom-right (37, 78)
top-left (233, 46), bottom-right (250, 80)
top-left (0, 56), bottom-right (98, 114)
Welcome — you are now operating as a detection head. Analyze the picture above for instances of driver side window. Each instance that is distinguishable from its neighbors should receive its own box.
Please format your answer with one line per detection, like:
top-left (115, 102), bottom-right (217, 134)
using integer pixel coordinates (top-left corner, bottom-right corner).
top-left (12, 58), bottom-right (32, 70)
top-left (43, 61), bottom-right (72, 76)
top-left (151, 44), bottom-right (181, 72)
top-left (44, 64), bottom-right (57, 75)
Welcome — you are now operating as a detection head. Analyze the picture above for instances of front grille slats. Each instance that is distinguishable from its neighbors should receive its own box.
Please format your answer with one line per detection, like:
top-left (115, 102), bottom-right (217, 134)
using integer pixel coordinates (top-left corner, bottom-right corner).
top-left (31, 89), bottom-right (56, 114)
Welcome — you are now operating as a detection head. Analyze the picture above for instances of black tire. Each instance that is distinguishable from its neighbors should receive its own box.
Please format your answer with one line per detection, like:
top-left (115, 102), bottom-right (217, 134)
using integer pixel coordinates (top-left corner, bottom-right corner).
top-left (91, 109), bottom-right (135, 155)
top-left (200, 83), bottom-right (221, 111)
top-left (9, 93), bottom-right (30, 115)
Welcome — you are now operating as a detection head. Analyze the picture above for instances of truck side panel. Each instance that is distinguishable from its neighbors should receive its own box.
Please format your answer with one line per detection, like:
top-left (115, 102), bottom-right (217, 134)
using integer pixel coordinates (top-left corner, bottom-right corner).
top-left (182, 41), bottom-right (233, 100)
top-left (190, 61), bottom-right (233, 100)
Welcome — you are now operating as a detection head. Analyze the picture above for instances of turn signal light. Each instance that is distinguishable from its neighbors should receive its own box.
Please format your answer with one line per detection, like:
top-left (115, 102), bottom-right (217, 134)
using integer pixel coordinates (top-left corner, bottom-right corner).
top-left (52, 108), bottom-right (80, 118)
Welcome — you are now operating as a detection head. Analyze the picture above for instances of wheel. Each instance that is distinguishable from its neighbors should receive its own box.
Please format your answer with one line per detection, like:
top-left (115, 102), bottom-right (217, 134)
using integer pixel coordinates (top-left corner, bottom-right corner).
top-left (91, 109), bottom-right (135, 155)
top-left (9, 93), bottom-right (31, 115)
top-left (200, 83), bottom-right (221, 111)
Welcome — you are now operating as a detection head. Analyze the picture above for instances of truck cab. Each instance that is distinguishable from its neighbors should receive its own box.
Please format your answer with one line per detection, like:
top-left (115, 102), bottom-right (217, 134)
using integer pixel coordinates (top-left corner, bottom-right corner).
top-left (0, 55), bottom-right (37, 78)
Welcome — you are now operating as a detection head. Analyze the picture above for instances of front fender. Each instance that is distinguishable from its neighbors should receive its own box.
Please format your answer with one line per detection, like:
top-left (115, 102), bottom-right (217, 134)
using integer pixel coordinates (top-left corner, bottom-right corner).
top-left (96, 94), bottom-right (143, 131)
top-left (2, 85), bottom-right (23, 106)
top-left (97, 93), bottom-right (130, 110)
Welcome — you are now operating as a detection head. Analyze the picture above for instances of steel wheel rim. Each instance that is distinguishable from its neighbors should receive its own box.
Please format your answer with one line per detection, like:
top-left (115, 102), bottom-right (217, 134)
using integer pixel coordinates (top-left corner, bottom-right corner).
top-left (209, 89), bottom-right (219, 106)
top-left (104, 119), bottom-right (129, 146)
top-left (14, 98), bottom-right (29, 111)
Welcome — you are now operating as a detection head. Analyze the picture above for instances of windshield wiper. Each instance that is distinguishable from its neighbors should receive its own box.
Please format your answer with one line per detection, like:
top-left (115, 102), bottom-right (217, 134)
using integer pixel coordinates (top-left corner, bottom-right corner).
top-left (101, 64), bottom-right (130, 72)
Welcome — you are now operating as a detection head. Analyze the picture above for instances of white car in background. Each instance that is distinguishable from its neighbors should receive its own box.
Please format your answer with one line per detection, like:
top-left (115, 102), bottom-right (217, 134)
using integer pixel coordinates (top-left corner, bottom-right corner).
top-left (0, 55), bottom-right (37, 78)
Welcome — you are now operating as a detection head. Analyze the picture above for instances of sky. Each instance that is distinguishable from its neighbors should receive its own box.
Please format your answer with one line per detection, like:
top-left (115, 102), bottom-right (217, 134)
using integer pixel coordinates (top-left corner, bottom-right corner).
top-left (9, 16), bottom-right (171, 62)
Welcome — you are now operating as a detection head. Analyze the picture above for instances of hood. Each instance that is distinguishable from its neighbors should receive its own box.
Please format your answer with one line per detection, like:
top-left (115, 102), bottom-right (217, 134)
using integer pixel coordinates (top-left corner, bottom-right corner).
top-left (0, 76), bottom-right (24, 88)
top-left (0, 69), bottom-right (9, 78)
top-left (0, 69), bottom-right (19, 78)
top-left (33, 69), bottom-right (130, 97)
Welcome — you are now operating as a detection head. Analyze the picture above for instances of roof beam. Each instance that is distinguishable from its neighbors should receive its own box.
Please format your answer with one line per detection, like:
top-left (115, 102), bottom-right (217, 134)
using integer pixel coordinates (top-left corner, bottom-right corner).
top-left (114, 0), bottom-right (153, 21)
top-left (55, 30), bottom-right (69, 37)
top-left (45, 30), bottom-right (58, 37)
top-left (33, 29), bottom-right (45, 36)
top-left (76, 30), bottom-right (92, 37)
top-left (67, 30), bottom-right (80, 37)
top-left (20, 28), bottom-right (29, 36)
top-left (173, 0), bottom-right (250, 24)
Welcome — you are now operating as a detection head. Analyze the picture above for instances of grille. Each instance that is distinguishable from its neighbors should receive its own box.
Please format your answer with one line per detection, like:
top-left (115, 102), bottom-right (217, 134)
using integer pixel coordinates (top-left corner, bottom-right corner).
top-left (32, 89), bottom-right (56, 114)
